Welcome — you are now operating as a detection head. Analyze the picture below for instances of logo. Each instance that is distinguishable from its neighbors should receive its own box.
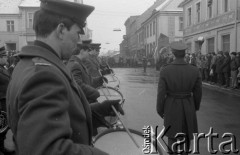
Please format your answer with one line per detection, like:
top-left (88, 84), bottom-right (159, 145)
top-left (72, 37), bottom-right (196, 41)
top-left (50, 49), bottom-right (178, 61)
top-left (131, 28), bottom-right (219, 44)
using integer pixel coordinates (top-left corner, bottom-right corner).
top-left (142, 126), bottom-right (239, 154)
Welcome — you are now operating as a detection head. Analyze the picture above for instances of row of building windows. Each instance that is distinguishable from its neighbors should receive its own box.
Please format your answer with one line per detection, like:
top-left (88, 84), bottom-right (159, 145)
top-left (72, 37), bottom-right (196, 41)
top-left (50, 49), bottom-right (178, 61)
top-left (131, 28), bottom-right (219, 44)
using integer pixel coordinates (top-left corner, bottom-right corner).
top-left (144, 20), bottom-right (156, 38)
top-left (5, 12), bottom-right (34, 32)
top-left (187, 0), bottom-right (229, 26)
top-left (188, 34), bottom-right (230, 53)
top-left (145, 42), bottom-right (156, 56)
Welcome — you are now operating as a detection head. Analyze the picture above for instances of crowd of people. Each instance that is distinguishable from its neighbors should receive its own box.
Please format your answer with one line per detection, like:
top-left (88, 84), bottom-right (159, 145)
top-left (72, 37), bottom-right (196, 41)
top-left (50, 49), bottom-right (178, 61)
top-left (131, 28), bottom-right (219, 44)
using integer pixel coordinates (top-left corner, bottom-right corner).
top-left (156, 51), bottom-right (240, 89)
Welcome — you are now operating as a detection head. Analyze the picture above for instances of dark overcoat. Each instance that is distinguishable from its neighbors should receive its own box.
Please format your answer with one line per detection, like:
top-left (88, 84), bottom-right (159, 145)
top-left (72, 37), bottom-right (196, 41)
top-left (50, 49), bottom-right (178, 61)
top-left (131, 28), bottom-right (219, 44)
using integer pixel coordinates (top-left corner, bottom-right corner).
top-left (6, 44), bottom-right (107, 155)
top-left (157, 59), bottom-right (202, 139)
top-left (0, 66), bottom-right (10, 99)
top-left (215, 56), bottom-right (224, 73)
top-left (221, 55), bottom-right (231, 73)
top-left (82, 56), bottom-right (101, 78)
top-left (67, 55), bottom-right (100, 102)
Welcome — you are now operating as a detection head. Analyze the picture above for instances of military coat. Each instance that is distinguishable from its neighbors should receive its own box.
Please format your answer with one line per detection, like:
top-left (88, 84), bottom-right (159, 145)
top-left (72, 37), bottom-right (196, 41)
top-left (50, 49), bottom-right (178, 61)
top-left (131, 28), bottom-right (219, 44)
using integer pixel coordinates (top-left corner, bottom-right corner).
top-left (67, 55), bottom-right (100, 102)
top-left (157, 59), bottom-right (202, 139)
top-left (82, 56), bottom-right (101, 78)
top-left (6, 43), bottom-right (107, 155)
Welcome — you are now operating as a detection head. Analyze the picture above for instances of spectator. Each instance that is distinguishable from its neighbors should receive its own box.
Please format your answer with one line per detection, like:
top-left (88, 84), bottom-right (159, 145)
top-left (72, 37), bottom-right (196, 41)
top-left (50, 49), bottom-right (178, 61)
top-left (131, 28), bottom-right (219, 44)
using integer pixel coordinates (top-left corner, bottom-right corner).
top-left (184, 53), bottom-right (190, 63)
top-left (222, 52), bottom-right (231, 88)
top-left (215, 51), bottom-right (224, 86)
top-left (190, 53), bottom-right (197, 66)
top-left (230, 52), bottom-right (238, 89)
top-left (210, 52), bottom-right (217, 84)
top-left (201, 55), bottom-right (208, 81)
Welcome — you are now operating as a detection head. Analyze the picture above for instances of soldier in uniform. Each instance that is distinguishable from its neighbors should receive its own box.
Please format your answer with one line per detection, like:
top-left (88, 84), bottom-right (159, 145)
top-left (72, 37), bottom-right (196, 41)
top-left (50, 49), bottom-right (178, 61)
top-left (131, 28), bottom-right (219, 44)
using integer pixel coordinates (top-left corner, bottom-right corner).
top-left (67, 40), bottom-right (103, 101)
top-left (82, 43), bottom-right (102, 78)
top-left (157, 41), bottom-right (202, 155)
top-left (6, 0), bottom-right (123, 154)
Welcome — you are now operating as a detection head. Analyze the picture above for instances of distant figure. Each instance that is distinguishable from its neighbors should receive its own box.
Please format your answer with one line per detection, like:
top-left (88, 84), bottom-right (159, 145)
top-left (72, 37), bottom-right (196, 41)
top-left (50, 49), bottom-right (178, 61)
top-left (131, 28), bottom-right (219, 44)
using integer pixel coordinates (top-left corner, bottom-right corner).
top-left (157, 41), bottom-right (202, 155)
top-left (142, 56), bottom-right (147, 73)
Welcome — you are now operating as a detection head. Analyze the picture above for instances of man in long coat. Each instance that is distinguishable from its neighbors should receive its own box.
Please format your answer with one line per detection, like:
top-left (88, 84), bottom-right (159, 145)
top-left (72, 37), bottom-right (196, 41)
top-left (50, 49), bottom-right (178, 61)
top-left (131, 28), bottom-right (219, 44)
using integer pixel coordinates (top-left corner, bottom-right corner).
top-left (67, 42), bottom-right (103, 102)
top-left (157, 41), bottom-right (202, 154)
top-left (6, 1), bottom-right (123, 154)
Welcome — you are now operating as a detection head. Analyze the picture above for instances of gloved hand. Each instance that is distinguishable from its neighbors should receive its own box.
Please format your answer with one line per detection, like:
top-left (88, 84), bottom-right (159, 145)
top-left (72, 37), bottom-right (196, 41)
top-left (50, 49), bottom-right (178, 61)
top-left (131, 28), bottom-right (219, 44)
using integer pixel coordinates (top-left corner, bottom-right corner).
top-left (91, 99), bottom-right (124, 117)
top-left (102, 76), bottom-right (108, 84)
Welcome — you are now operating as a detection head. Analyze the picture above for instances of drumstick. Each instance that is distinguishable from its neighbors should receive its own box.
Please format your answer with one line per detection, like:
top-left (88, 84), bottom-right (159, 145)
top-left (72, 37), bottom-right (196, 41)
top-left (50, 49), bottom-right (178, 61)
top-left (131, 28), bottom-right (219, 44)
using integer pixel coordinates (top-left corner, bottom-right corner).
top-left (111, 105), bottom-right (140, 148)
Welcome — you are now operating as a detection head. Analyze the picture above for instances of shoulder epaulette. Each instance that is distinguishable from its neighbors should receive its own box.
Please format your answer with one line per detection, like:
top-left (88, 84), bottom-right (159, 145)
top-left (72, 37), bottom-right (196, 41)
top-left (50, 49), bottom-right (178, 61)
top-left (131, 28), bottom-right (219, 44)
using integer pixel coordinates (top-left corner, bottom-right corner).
top-left (32, 57), bottom-right (52, 66)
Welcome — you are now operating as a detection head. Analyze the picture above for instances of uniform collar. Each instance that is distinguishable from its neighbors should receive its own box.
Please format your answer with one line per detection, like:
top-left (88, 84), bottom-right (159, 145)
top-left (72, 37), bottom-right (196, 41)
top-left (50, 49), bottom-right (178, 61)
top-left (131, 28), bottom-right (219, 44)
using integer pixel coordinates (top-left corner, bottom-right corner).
top-left (172, 58), bottom-right (188, 65)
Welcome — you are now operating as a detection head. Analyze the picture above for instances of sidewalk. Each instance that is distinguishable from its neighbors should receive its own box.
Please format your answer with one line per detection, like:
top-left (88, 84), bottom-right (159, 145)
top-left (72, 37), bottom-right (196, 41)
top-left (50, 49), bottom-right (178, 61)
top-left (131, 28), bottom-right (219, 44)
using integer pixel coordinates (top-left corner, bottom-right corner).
top-left (143, 67), bottom-right (240, 97)
top-left (202, 82), bottom-right (240, 96)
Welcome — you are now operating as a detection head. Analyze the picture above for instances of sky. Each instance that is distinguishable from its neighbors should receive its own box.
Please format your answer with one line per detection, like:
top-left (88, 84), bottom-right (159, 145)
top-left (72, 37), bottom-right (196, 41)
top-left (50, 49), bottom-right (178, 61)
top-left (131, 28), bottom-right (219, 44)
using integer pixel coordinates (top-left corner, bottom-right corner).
top-left (83, 0), bottom-right (155, 54)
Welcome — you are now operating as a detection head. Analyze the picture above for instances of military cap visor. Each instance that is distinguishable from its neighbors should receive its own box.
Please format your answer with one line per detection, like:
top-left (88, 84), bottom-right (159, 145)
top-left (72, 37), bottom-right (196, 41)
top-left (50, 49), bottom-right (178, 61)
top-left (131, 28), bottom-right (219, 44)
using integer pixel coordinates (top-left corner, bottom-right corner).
top-left (40, 0), bottom-right (95, 34)
top-left (90, 43), bottom-right (101, 50)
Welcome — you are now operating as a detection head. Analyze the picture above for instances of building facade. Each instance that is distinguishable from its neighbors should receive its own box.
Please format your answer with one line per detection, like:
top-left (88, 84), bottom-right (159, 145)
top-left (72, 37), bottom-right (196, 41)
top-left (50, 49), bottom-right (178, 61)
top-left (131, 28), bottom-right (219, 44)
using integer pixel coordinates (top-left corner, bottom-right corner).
top-left (142, 0), bottom-right (183, 57)
top-left (179, 0), bottom-right (240, 54)
top-left (122, 0), bottom-right (183, 62)
top-left (0, 0), bottom-right (89, 51)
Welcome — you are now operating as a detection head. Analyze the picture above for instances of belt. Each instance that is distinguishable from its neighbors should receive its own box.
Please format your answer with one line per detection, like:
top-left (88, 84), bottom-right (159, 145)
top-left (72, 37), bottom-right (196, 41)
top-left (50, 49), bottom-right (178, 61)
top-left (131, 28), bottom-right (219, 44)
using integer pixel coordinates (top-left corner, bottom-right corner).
top-left (167, 92), bottom-right (192, 99)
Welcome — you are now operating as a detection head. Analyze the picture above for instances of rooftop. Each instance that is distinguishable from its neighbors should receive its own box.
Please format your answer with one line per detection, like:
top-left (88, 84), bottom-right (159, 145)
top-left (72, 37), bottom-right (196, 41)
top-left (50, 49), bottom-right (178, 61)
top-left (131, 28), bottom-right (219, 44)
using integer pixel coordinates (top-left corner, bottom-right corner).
top-left (19, 0), bottom-right (40, 7)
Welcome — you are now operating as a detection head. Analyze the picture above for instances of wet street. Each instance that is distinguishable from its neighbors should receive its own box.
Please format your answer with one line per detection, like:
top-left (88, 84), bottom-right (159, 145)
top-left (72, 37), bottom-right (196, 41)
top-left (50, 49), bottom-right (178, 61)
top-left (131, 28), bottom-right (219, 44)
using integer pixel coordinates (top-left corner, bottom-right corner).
top-left (112, 68), bottom-right (240, 155)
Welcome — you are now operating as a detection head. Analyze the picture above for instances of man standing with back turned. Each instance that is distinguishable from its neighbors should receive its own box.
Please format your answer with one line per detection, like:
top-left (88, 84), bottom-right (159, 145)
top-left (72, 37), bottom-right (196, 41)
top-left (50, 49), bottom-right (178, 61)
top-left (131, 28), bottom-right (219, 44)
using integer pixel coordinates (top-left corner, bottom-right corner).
top-left (6, 0), bottom-right (124, 154)
top-left (157, 42), bottom-right (202, 155)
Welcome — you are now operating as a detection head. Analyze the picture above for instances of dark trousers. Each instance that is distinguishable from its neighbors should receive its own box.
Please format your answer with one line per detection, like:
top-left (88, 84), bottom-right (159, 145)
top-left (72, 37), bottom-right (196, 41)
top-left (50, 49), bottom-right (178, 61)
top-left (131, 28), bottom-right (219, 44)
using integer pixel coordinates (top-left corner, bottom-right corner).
top-left (217, 73), bottom-right (224, 85)
top-left (223, 72), bottom-right (230, 86)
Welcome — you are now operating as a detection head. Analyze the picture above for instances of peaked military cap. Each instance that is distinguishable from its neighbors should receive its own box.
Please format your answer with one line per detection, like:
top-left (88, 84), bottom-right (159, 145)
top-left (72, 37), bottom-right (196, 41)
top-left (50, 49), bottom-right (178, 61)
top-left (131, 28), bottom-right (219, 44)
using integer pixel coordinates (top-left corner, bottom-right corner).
top-left (170, 41), bottom-right (187, 51)
top-left (40, 0), bottom-right (94, 34)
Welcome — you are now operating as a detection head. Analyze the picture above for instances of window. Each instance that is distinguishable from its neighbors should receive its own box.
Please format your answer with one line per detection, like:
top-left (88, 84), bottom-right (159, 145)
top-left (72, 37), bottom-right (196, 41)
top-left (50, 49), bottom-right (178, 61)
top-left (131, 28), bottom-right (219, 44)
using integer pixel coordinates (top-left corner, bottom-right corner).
top-left (223, 0), bottom-right (229, 12)
top-left (207, 37), bottom-right (214, 53)
top-left (147, 25), bottom-right (149, 37)
top-left (153, 21), bottom-right (156, 35)
top-left (222, 34), bottom-right (230, 52)
top-left (187, 7), bottom-right (192, 26)
top-left (179, 17), bottom-right (183, 31)
top-left (207, 0), bottom-right (213, 18)
top-left (150, 23), bottom-right (152, 36)
top-left (28, 12), bottom-right (34, 28)
top-left (6, 20), bottom-right (14, 32)
top-left (196, 2), bottom-right (201, 23)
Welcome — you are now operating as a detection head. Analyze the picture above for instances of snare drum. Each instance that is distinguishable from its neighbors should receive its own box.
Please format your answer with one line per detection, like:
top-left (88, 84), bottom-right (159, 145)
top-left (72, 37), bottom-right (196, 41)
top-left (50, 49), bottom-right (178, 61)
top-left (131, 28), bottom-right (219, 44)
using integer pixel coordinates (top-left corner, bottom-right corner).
top-left (93, 128), bottom-right (163, 155)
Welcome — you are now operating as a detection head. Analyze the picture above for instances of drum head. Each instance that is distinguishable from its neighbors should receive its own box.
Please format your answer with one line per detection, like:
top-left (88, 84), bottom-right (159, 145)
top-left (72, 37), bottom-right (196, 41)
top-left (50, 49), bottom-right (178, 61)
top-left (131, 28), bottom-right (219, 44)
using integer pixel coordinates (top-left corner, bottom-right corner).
top-left (94, 128), bottom-right (162, 155)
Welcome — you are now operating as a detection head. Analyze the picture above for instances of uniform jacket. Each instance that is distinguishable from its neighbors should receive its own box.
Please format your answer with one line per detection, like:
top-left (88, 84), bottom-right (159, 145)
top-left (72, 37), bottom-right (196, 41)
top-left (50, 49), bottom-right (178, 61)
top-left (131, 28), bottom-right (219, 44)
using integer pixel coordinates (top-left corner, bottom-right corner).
top-left (67, 55), bottom-right (100, 102)
top-left (7, 43), bottom-right (107, 155)
top-left (82, 55), bottom-right (101, 78)
top-left (157, 59), bottom-right (202, 139)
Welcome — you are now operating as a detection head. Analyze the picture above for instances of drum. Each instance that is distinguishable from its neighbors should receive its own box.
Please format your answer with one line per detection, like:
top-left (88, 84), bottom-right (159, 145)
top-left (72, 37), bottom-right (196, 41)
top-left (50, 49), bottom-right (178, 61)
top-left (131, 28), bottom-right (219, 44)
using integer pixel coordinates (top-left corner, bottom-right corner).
top-left (94, 128), bottom-right (163, 155)
top-left (104, 74), bottom-right (120, 88)
top-left (97, 86), bottom-right (125, 125)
